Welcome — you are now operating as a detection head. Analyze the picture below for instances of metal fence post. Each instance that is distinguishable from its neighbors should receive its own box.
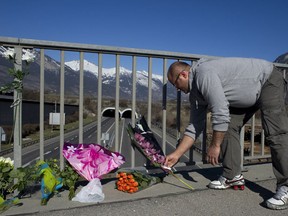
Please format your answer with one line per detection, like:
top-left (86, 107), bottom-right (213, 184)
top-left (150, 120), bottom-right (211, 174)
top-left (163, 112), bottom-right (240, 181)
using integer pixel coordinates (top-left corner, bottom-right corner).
top-left (13, 46), bottom-right (22, 169)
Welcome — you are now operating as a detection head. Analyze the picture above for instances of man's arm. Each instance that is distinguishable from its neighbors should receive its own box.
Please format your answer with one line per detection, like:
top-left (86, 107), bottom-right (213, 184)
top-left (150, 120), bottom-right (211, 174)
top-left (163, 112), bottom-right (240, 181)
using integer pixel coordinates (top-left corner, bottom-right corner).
top-left (164, 135), bottom-right (195, 168)
top-left (206, 130), bottom-right (226, 165)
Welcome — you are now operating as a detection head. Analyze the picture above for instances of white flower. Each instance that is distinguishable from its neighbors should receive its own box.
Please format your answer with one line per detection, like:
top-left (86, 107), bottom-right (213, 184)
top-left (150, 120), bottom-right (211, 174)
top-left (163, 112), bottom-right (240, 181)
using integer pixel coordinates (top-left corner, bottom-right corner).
top-left (0, 156), bottom-right (14, 166)
top-left (67, 145), bottom-right (77, 153)
top-left (5, 157), bottom-right (14, 166)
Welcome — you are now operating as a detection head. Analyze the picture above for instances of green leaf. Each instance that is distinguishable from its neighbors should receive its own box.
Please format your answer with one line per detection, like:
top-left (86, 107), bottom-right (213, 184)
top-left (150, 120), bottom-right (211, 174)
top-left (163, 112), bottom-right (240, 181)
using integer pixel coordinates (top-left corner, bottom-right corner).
top-left (2, 167), bottom-right (12, 173)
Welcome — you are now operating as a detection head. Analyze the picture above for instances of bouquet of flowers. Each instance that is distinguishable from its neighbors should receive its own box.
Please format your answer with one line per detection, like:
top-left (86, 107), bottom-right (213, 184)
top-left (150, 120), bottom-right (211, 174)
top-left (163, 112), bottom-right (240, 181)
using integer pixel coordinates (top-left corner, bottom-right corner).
top-left (63, 143), bottom-right (125, 181)
top-left (127, 117), bottom-right (194, 190)
top-left (127, 116), bottom-right (165, 168)
top-left (0, 157), bottom-right (20, 213)
top-left (63, 143), bottom-right (126, 203)
top-left (115, 170), bottom-right (162, 193)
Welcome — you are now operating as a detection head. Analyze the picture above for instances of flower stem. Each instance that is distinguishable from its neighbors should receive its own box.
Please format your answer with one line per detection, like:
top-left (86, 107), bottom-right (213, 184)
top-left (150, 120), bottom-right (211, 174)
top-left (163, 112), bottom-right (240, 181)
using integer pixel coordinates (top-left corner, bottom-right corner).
top-left (169, 171), bottom-right (194, 190)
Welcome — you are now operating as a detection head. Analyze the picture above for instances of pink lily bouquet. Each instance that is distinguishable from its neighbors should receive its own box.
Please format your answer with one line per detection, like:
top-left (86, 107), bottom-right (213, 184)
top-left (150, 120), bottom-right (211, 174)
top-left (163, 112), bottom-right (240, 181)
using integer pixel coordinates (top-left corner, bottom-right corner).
top-left (127, 117), bottom-right (165, 169)
top-left (127, 117), bottom-right (194, 190)
top-left (63, 143), bottom-right (126, 203)
top-left (63, 143), bottom-right (125, 181)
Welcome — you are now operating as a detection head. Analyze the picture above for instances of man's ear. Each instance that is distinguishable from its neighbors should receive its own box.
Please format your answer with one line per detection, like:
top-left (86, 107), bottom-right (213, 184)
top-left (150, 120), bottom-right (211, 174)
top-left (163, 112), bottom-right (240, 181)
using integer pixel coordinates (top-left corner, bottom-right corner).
top-left (182, 71), bottom-right (189, 78)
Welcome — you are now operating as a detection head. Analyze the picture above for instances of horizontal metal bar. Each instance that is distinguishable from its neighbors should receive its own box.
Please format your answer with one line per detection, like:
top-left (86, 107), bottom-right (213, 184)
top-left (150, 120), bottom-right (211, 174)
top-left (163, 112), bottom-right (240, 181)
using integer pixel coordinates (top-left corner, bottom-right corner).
top-left (244, 155), bottom-right (271, 160)
top-left (0, 36), bottom-right (217, 60)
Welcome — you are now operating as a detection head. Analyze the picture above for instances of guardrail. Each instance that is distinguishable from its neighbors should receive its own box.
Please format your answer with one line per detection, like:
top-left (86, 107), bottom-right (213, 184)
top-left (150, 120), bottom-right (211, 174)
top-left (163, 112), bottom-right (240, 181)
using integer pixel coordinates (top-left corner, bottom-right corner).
top-left (0, 36), bottom-right (287, 170)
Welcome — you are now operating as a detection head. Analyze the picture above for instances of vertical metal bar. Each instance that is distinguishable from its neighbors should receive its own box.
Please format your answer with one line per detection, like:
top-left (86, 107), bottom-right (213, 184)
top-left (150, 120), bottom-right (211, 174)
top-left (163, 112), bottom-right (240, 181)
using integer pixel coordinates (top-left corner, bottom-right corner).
top-left (39, 49), bottom-right (45, 160)
top-left (261, 129), bottom-right (265, 156)
top-left (189, 60), bottom-right (196, 162)
top-left (162, 59), bottom-right (167, 154)
top-left (13, 46), bottom-right (22, 169)
top-left (79, 52), bottom-right (84, 143)
top-left (147, 57), bottom-right (152, 127)
top-left (60, 51), bottom-right (65, 170)
top-left (131, 56), bottom-right (137, 126)
top-left (97, 53), bottom-right (103, 144)
top-left (240, 126), bottom-right (245, 170)
top-left (115, 54), bottom-right (120, 152)
top-left (200, 114), bottom-right (207, 163)
top-left (176, 90), bottom-right (181, 141)
top-left (131, 56), bottom-right (137, 167)
top-left (251, 115), bottom-right (255, 156)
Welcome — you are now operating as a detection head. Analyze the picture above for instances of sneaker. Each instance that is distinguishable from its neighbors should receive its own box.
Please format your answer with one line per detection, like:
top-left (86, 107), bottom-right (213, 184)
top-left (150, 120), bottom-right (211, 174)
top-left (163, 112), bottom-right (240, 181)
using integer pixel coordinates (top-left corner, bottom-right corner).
top-left (266, 185), bottom-right (288, 210)
top-left (208, 174), bottom-right (245, 190)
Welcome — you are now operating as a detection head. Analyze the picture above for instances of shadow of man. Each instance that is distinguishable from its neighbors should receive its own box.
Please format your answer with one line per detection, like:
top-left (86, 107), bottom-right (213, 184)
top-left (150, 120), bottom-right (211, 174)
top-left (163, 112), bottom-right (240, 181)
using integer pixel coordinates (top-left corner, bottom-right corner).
top-left (244, 179), bottom-right (275, 208)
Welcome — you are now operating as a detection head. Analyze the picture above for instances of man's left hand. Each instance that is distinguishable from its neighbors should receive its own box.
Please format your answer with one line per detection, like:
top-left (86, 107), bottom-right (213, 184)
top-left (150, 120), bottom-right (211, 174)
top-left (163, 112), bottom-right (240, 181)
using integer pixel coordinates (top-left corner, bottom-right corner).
top-left (206, 145), bottom-right (221, 165)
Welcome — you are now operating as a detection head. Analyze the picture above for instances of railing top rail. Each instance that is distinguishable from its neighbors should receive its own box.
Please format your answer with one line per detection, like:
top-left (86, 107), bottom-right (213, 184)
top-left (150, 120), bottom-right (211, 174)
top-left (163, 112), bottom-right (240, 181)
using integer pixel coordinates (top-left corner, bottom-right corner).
top-left (0, 36), bottom-right (210, 60)
top-left (1, 36), bottom-right (287, 69)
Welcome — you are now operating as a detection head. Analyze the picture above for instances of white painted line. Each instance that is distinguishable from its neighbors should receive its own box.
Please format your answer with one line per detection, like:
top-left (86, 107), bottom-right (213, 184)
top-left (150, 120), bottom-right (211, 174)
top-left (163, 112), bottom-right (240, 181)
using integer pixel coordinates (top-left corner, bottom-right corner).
top-left (119, 119), bottom-right (125, 153)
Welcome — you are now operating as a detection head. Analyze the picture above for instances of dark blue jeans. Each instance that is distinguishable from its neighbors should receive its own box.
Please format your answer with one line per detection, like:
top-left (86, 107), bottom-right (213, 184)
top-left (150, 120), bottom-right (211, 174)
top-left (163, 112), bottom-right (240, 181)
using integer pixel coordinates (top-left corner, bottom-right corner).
top-left (221, 67), bottom-right (288, 187)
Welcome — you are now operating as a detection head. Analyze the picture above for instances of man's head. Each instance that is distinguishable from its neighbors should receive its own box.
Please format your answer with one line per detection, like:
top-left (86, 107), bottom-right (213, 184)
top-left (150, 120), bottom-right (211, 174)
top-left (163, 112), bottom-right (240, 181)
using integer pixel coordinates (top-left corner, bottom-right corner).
top-left (167, 61), bottom-right (191, 94)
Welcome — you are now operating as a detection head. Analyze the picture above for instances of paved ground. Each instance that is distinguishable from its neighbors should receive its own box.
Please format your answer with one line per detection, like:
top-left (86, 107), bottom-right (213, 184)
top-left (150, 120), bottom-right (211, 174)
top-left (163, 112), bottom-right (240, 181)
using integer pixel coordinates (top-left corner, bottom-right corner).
top-left (3, 163), bottom-right (288, 216)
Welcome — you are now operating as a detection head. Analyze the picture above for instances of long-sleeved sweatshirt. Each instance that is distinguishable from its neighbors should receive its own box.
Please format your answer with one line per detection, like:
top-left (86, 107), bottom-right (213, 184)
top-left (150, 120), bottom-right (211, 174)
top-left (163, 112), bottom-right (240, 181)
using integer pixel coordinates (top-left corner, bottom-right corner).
top-left (184, 57), bottom-right (274, 141)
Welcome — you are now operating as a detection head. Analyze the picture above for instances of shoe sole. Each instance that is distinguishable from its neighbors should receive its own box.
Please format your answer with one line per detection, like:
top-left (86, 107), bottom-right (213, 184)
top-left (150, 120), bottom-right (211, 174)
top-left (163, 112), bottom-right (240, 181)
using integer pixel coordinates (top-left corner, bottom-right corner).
top-left (209, 184), bottom-right (245, 190)
top-left (266, 201), bottom-right (288, 210)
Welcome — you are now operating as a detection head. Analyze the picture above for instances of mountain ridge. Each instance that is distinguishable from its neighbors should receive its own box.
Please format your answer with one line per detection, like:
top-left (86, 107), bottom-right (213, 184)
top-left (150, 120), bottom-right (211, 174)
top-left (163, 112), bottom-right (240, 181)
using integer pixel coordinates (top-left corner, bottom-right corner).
top-left (0, 50), bottom-right (178, 101)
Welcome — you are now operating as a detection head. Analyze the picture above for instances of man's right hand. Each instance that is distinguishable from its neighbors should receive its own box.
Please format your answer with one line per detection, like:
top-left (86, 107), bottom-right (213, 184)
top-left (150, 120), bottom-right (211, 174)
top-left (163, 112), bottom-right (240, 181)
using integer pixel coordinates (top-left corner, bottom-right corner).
top-left (164, 135), bottom-right (195, 168)
top-left (164, 151), bottom-right (181, 168)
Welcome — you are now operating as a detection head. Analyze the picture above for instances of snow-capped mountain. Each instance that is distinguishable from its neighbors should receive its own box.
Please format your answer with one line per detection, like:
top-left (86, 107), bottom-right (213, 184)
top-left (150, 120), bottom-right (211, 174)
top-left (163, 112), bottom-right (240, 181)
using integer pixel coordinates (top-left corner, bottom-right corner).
top-left (0, 49), bottom-right (177, 101)
top-left (65, 60), bottom-right (164, 92)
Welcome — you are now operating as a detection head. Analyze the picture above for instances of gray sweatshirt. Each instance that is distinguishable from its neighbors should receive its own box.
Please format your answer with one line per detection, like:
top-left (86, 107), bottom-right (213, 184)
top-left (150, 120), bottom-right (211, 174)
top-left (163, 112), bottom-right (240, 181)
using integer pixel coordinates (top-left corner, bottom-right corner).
top-left (184, 57), bottom-right (274, 140)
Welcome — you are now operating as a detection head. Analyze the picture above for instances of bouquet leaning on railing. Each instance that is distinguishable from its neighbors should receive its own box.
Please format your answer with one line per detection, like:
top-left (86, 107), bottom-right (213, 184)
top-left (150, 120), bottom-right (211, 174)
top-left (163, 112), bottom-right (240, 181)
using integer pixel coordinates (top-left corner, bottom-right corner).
top-left (127, 116), bottom-right (194, 190)
top-left (127, 116), bottom-right (166, 168)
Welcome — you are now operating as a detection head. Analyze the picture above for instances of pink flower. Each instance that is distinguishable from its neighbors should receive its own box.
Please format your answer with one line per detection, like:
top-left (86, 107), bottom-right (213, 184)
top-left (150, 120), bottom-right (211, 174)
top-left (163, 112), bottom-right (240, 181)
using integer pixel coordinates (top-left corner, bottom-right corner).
top-left (63, 143), bottom-right (125, 181)
top-left (111, 153), bottom-right (125, 166)
top-left (135, 133), bottom-right (145, 142)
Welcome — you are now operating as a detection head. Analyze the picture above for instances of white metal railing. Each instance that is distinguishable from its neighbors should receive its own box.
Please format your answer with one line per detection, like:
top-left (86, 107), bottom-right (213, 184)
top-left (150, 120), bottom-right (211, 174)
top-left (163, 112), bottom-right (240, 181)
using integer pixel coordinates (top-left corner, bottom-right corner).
top-left (0, 36), bottom-right (287, 170)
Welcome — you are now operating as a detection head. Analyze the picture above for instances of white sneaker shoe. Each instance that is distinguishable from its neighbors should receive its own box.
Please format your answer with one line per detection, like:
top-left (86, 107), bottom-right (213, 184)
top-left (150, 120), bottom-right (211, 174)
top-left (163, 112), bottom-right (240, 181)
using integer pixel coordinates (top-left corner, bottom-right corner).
top-left (266, 185), bottom-right (288, 210)
top-left (208, 174), bottom-right (245, 190)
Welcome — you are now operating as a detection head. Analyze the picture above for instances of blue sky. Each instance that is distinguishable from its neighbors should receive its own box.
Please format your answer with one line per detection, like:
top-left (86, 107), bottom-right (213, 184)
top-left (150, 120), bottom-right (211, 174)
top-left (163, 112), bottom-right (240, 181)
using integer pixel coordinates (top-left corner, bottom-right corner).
top-left (1, 0), bottom-right (287, 75)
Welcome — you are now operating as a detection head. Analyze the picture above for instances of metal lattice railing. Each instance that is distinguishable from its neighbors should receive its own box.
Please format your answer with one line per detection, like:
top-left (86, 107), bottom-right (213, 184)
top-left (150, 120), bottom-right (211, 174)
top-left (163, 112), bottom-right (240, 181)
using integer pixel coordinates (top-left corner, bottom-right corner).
top-left (0, 36), bottom-right (287, 170)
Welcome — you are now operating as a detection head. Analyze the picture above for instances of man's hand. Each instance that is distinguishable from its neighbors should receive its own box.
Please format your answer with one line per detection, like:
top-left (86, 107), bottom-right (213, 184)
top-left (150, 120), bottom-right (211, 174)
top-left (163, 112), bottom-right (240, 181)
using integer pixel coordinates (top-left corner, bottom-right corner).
top-left (206, 145), bottom-right (221, 165)
top-left (164, 152), bottom-right (181, 168)
top-left (206, 130), bottom-right (225, 165)
top-left (164, 135), bottom-right (195, 168)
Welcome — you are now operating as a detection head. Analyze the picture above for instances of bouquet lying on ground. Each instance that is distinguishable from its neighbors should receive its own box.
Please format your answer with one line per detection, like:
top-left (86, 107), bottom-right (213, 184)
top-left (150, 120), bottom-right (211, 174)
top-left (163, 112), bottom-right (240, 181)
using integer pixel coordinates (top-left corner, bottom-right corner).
top-left (36, 160), bottom-right (63, 205)
top-left (63, 143), bottom-right (126, 202)
top-left (115, 170), bottom-right (162, 193)
top-left (127, 116), bottom-right (194, 190)
top-left (63, 143), bottom-right (125, 181)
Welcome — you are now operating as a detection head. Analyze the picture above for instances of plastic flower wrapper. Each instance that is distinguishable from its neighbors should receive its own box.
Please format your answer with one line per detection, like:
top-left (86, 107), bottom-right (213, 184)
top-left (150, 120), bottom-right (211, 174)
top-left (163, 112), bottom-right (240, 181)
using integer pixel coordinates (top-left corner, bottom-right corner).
top-left (127, 116), bottom-right (165, 168)
top-left (0, 196), bottom-right (20, 214)
top-left (115, 170), bottom-right (162, 193)
top-left (63, 143), bottom-right (125, 203)
top-left (127, 116), bottom-right (194, 190)
top-left (36, 160), bottom-right (63, 205)
top-left (63, 143), bottom-right (125, 181)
